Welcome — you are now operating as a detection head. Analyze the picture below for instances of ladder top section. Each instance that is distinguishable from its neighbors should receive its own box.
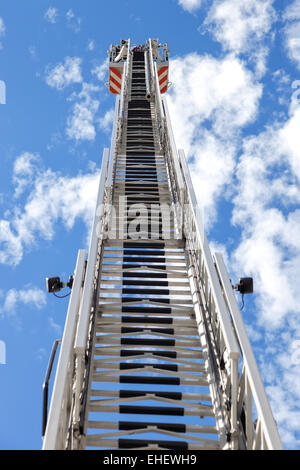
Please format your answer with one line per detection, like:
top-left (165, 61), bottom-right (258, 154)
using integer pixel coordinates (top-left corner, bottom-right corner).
top-left (108, 38), bottom-right (170, 95)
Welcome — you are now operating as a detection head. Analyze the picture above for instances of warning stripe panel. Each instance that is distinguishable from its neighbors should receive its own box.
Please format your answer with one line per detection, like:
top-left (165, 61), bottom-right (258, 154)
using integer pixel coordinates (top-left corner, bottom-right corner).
top-left (109, 85), bottom-right (119, 95)
top-left (110, 66), bottom-right (122, 80)
top-left (159, 79), bottom-right (168, 94)
top-left (158, 66), bottom-right (168, 77)
top-left (109, 66), bottom-right (123, 95)
top-left (109, 81), bottom-right (121, 94)
top-left (158, 66), bottom-right (168, 94)
top-left (110, 80), bottom-right (122, 94)
top-left (159, 75), bottom-right (168, 87)
top-left (110, 74), bottom-right (122, 89)
top-left (110, 71), bottom-right (122, 85)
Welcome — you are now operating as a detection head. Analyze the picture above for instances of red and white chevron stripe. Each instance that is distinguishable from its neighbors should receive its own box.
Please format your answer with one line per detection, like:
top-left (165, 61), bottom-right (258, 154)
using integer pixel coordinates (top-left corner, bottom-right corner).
top-left (109, 66), bottom-right (122, 94)
top-left (158, 65), bottom-right (168, 94)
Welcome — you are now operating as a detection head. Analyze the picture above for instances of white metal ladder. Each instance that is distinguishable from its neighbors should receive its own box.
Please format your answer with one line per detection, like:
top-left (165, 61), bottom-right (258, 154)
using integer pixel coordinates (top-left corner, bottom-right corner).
top-left (42, 39), bottom-right (283, 451)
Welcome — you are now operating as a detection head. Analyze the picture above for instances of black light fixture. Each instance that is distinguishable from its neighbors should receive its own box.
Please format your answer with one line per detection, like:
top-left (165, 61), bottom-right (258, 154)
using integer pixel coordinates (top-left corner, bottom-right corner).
top-left (232, 277), bottom-right (253, 311)
top-left (46, 275), bottom-right (74, 297)
top-left (236, 277), bottom-right (253, 295)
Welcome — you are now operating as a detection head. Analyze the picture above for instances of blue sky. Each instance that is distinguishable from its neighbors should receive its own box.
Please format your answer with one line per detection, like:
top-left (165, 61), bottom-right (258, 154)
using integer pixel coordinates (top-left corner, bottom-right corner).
top-left (0, 0), bottom-right (300, 450)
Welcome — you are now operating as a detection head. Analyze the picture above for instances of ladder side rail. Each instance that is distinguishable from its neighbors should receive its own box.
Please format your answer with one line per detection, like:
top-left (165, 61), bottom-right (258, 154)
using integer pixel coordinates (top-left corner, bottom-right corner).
top-left (72, 148), bottom-right (110, 444)
top-left (161, 96), bottom-right (185, 234)
top-left (148, 45), bottom-right (165, 150)
top-left (116, 44), bottom-right (131, 167)
top-left (144, 48), bottom-right (151, 98)
top-left (187, 261), bottom-right (231, 447)
top-left (148, 38), bottom-right (155, 91)
top-left (177, 148), bottom-right (240, 445)
top-left (107, 97), bottom-right (120, 187)
top-left (74, 147), bottom-right (110, 354)
top-left (42, 249), bottom-right (87, 449)
top-left (187, 232), bottom-right (239, 446)
top-left (213, 252), bottom-right (284, 450)
top-left (148, 43), bottom-right (165, 151)
top-left (77, 241), bottom-right (107, 450)
top-left (158, 131), bottom-right (181, 238)
top-left (118, 39), bottom-right (130, 124)
top-left (108, 40), bottom-right (130, 187)
top-left (42, 339), bottom-right (62, 439)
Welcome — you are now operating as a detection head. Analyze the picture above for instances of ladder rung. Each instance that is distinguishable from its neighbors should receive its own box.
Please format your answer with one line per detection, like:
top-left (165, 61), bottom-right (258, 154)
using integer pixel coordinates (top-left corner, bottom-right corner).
top-left (87, 404), bottom-right (213, 416)
top-left (97, 316), bottom-right (194, 325)
top-left (89, 389), bottom-right (210, 401)
top-left (85, 437), bottom-right (218, 450)
top-left (96, 325), bottom-right (197, 334)
top-left (93, 348), bottom-right (203, 359)
top-left (91, 374), bottom-right (207, 386)
top-left (87, 420), bottom-right (217, 434)
top-left (93, 362), bottom-right (205, 373)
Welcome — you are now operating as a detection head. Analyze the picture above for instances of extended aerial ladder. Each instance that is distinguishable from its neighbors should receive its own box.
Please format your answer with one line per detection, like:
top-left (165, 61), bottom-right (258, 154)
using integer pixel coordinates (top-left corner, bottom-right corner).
top-left (42, 39), bottom-right (283, 451)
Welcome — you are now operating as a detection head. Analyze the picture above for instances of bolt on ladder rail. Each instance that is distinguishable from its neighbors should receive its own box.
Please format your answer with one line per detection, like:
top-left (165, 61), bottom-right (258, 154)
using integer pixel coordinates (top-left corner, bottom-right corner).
top-left (42, 38), bottom-right (283, 451)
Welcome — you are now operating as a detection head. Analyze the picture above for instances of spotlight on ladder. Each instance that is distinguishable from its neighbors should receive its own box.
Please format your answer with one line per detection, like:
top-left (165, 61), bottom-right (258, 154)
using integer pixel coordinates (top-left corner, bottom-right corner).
top-left (233, 277), bottom-right (253, 310)
top-left (145, 93), bottom-right (152, 101)
top-left (235, 277), bottom-right (254, 295)
top-left (46, 275), bottom-right (74, 294)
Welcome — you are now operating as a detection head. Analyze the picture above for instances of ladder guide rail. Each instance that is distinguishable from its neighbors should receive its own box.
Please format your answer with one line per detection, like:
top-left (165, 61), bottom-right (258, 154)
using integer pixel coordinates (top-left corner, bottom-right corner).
top-left (214, 253), bottom-right (283, 450)
top-left (42, 38), bottom-right (283, 451)
top-left (42, 338), bottom-right (61, 438)
top-left (42, 249), bottom-right (86, 449)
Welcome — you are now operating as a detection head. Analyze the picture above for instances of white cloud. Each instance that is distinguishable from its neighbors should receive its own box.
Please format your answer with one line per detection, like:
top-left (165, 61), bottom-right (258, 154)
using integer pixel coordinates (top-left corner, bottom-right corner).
top-left (283, 0), bottom-right (300, 21)
top-left (44, 7), bottom-right (58, 24)
top-left (91, 59), bottom-right (108, 82)
top-left (168, 53), bottom-right (262, 144)
top-left (1, 287), bottom-right (46, 315)
top-left (201, 0), bottom-right (276, 75)
top-left (45, 57), bottom-right (82, 90)
top-left (0, 17), bottom-right (5, 49)
top-left (231, 106), bottom-right (300, 328)
top-left (272, 69), bottom-right (291, 86)
top-left (167, 52), bottom-right (262, 225)
top-left (204, 0), bottom-right (275, 54)
top-left (0, 153), bottom-right (99, 266)
top-left (49, 317), bottom-right (61, 335)
top-left (209, 240), bottom-right (229, 266)
top-left (87, 39), bottom-right (95, 51)
top-left (66, 9), bottom-right (75, 21)
top-left (13, 152), bottom-right (40, 198)
top-left (244, 323), bottom-right (263, 343)
top-left (36, 347), bottom-right (47, 362)
top-left (66, 82), bottom-right (100, 141)
top-left (44, 59), bottom-right (101, 141)
top-left (66, 9), bottom-right (81, 33)
top-left (0, 219), bottom-right (23, 266)
top-left (44, 7), bottom-right (81, 31)
top-left (285, 24), bottom-right (300, 70)
top-left (188, 132), bottom-right (236, 224)
top-left (249, 46), bottom-right (269, 78)
top-left (283, 1), bottom-right (300, 70)
top-left (28, 45), bottom-right (37, 60)
top-left (98, 108), bottom-right (114, 133)
top-left (0, 17), bottom-right (5, 35)
top-left (255, 322), bottom-right (300, 449)
top-left (178, 0), bottom-right (202, 13)
top-left (266, 383), bottom-right (300, 449)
